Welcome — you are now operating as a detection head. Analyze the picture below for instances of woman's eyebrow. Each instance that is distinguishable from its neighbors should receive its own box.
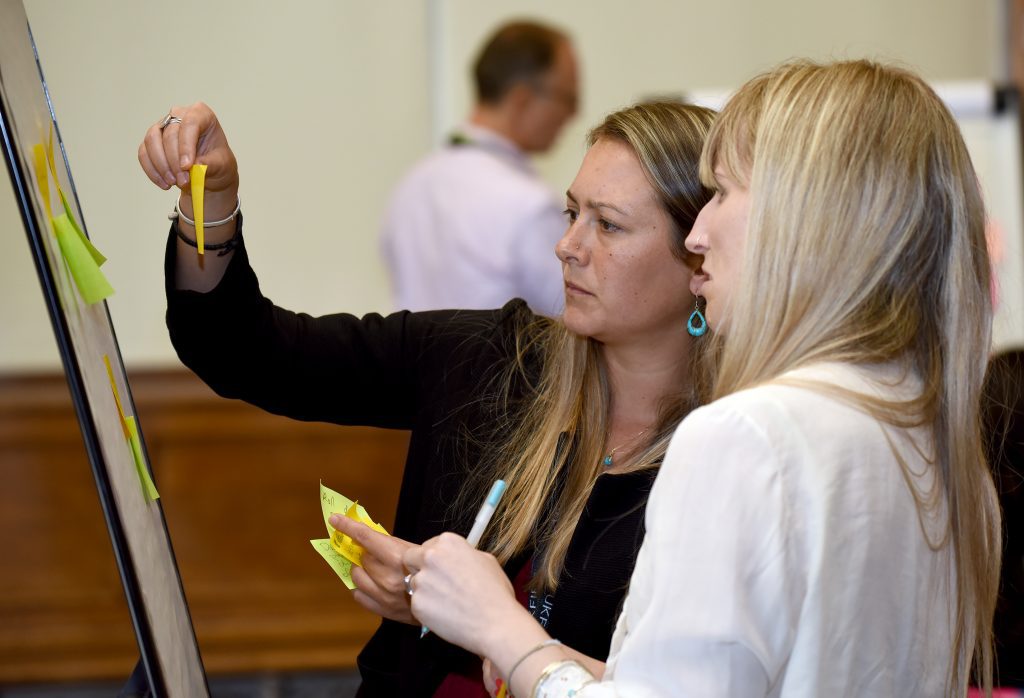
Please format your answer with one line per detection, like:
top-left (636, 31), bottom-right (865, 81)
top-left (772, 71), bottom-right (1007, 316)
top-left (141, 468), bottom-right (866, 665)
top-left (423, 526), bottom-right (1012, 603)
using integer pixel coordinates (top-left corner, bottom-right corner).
top-left (590, 200), bottom-right (629, 217)
top-left (565, 191), bottom-right (626, 215)
top-left (566, 189), bottom-right (630, 217)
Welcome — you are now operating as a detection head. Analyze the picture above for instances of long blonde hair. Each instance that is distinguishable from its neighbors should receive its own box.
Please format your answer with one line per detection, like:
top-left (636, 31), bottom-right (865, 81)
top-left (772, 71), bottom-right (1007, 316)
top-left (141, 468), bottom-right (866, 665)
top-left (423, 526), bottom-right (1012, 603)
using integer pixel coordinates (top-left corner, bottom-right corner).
top-left (465, 101), bottom-right (715, 591)
top-left (702, 59), bottom-right (1000, 695)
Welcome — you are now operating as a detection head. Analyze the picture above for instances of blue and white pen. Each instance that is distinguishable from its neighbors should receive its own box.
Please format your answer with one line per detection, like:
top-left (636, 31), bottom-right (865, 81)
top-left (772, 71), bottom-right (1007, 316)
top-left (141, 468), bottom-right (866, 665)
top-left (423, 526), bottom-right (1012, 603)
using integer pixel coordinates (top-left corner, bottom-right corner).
top-left (420, 479), bottom-right (507, 639)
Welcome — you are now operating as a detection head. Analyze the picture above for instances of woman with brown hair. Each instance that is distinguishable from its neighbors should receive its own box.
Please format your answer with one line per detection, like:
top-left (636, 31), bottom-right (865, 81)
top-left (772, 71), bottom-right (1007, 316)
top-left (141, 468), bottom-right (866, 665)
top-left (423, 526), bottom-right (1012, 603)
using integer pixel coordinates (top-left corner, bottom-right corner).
top-left (139, 100), bottom-right (715, 695)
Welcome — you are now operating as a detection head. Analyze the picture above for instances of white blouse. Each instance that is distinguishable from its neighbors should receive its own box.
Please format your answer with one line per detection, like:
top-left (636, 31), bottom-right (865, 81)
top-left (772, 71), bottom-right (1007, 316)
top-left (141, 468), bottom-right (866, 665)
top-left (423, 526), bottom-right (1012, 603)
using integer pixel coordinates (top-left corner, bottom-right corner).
top-left (565, 363), bottom-right (954, 697)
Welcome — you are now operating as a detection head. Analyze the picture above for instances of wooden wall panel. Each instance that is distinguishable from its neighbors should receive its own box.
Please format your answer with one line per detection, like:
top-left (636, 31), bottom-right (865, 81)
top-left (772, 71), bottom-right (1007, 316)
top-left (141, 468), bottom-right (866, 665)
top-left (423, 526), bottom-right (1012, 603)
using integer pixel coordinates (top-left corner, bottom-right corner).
top-left (0, 369), bottom-right (408, 684)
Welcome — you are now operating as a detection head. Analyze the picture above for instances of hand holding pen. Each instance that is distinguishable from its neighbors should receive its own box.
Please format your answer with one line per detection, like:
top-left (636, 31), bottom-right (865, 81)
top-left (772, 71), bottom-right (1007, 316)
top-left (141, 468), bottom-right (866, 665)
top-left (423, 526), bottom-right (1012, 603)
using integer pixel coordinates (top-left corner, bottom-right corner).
top-left (402, 479), bottom-right (511, 645)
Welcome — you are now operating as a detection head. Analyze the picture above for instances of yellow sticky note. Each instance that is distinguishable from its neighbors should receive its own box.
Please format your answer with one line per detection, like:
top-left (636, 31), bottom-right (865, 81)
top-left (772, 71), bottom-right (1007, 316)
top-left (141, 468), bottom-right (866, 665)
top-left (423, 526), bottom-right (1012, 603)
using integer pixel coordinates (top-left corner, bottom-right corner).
top-left (34, 135), bottom-right (76, 301)
top-left (103, 354), bottom-right (130, 440)
top-left (190, 164), bottom-right (207, 255)
top-left (319, 482), bottom-right (387, 535)
top-left (315, 482), bottom-right (389, 588)
top-left (46, 124), bottom-right (57, 179)
top-left (330, 504), bottom-right (370, 566)
top-left (53, 213), bottom-right (113, 304)
top-left (32, 143), bottom-right (52, 219)
top-left (104, 353), bottom-right (157, 501)
top-left (125, 416), bottom-right (160, 501)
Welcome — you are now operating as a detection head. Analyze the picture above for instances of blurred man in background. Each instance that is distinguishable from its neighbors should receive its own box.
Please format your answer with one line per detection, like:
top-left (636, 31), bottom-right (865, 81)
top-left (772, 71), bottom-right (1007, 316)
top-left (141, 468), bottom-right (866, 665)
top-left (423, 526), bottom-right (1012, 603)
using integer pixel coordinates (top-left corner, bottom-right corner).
top-left (380, 20), bottom-right (579, 315)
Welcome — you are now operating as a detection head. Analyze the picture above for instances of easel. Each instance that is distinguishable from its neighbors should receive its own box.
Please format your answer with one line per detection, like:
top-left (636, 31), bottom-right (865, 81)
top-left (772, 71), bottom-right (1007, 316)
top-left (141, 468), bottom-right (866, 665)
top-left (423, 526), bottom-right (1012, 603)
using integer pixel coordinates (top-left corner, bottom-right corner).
top-left (0, 1), bottom-right (209, 695)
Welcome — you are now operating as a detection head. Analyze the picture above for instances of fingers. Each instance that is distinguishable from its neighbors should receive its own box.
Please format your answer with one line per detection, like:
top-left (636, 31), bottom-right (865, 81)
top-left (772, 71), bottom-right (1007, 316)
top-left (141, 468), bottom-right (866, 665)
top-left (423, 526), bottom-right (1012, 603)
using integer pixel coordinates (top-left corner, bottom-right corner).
top-left (349, 558), bottom-right (417, 625)
top-left (176, 105), bottom-right (204, 172)
top-left (139, 105), bottom-right (191, 190)
top-left (161, 118), bottom-right (188, 189)
top-left (402, 538), bottom-right (426, 573)
top-left (351, 588), bottom-right (390, 619)
top-left (350, 560), bottom-right (401, 597)
top-left (482, 658), bottom-right (503, 697)
top-left (139, 118), bottom-right (176, 190)
top-left (329, 513), bottom-right (376, 545)
top-left (329, 514), bottom-right (404, 561)
top-left (138, 102), bottom-right (232, 192)
top-left (137, 140), bottom-right (168, 190)
top-left (327, 516), bottom-right (421, 624)
top-left (168, 102), bottom-right (213, 175)
top-left (401, 531), bottom-right (469, 574)
top-left (350, 567), bottom-right (390, 615)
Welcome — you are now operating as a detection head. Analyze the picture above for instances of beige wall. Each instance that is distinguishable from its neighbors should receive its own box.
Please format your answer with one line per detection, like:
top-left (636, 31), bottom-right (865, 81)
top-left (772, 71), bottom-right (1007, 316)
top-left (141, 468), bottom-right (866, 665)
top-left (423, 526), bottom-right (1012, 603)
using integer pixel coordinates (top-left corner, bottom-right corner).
top-left (443, 0), bottom-right (1001, 189)
top-left (0, 0), bottom-right (1003, 370)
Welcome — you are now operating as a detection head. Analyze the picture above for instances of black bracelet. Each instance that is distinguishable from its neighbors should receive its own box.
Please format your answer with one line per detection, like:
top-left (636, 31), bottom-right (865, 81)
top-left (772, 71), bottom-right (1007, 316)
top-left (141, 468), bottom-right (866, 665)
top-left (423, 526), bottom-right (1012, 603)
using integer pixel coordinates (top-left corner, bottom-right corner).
top-left (174, 215), bottom-right (241, 257)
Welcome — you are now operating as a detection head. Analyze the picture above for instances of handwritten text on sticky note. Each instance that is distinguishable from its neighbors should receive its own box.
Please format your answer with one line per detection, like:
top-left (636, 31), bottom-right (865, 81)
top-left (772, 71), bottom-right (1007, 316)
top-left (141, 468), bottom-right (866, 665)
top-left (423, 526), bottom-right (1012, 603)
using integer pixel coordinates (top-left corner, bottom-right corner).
top-left (311, 481), bottom-right (388, 589)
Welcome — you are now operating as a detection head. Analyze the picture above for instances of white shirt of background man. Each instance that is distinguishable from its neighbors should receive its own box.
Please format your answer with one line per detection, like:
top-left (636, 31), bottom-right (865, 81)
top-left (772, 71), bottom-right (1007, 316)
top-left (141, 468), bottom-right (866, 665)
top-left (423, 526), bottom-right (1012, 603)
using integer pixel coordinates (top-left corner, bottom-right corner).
top-left (380, 123), bottom-right (566, 316)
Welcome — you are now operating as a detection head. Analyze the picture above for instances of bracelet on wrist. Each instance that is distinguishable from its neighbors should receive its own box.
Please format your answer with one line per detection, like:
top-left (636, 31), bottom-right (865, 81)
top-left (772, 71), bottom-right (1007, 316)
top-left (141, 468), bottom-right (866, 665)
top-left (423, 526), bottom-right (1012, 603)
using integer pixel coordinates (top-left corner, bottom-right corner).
top-left (173, 211), bottom-right (242, 257)
top-left (506, 639), bottom-right (562, 692)
top-left (169, 193), bottom-right (241, 228)
top-left (531, 660), bottom-right (595, 698)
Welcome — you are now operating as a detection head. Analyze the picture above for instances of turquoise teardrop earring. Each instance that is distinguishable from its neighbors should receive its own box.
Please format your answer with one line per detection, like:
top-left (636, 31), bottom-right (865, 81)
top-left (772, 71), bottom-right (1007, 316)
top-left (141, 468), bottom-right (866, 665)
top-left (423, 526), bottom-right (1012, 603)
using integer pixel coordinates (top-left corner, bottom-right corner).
top-left (687, 299), bottom-right (707, 337)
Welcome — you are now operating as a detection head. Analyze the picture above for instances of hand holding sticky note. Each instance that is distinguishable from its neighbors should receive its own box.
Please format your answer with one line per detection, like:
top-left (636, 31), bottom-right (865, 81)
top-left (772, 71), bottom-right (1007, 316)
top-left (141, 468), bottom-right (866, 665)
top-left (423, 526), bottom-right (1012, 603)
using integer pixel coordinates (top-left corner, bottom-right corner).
top-left (189, 164), bottom-right (207, 255)
top-left (311, 481), bottom-right (388, 589)
top-left (329, 501), bottom-right (388, 566)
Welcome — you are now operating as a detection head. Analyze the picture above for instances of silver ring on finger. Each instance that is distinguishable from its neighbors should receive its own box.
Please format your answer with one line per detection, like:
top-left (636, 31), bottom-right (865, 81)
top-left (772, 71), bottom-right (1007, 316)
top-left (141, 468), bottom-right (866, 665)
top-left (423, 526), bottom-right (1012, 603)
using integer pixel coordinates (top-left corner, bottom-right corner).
top-left (160, 114), bottom-right (183, 130)
top-left (403, 572), bottom-right (415, 596)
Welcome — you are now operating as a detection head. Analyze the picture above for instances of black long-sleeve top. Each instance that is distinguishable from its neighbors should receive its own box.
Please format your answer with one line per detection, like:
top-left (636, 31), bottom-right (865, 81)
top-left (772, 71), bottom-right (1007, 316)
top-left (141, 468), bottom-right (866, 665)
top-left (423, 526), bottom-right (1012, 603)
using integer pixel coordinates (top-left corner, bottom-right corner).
top-left (164, 225), bottom-right (657, 696)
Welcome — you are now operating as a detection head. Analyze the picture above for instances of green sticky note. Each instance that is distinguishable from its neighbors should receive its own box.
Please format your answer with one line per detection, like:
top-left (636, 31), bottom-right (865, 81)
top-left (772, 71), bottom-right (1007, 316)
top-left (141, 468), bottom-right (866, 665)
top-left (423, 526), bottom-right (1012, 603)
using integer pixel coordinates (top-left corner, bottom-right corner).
top-left (60, 191), bottom-right (106, 265)
top-left (53, 213), bottom-right (113, 304)
top-left (125, 416), bottom-right (160, 501)
top-left (311, 539), bottom-right (356, 589)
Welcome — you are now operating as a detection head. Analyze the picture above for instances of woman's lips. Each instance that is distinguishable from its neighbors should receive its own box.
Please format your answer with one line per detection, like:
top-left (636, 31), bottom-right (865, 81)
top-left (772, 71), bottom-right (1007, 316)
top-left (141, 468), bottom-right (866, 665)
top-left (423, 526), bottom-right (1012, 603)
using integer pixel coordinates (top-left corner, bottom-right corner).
top-left (565, 281), bottom-right (593, 296)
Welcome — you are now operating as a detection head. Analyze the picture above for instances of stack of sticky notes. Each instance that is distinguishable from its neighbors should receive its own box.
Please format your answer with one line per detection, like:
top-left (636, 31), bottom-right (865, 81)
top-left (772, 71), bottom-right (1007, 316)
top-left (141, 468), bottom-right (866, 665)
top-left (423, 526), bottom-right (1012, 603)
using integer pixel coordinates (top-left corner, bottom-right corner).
top-left (311, 481), bottom-right (388, 589)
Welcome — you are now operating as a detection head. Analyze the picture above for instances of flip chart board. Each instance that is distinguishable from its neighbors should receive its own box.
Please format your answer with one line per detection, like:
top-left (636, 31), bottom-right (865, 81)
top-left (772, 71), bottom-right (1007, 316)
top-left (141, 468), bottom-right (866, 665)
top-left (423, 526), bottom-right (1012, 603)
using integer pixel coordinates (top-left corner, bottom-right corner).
top-left (0, 1), bottom-right (208, 695)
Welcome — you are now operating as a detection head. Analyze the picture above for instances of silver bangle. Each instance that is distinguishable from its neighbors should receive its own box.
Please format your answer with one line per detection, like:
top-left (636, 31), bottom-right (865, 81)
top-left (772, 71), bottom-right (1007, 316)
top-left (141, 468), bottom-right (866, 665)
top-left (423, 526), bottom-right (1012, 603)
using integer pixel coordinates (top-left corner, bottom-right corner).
top-left (168, 193), bottom-right (241, 228)
top-left (506, 638), bottom-right (562, 691)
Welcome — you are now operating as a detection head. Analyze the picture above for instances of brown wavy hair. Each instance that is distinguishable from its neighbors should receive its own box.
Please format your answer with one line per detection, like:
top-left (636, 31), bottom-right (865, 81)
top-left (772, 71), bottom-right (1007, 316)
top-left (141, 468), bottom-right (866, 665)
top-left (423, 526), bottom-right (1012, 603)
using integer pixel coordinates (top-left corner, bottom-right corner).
top-left (464, 101), bottom-right (716, 591)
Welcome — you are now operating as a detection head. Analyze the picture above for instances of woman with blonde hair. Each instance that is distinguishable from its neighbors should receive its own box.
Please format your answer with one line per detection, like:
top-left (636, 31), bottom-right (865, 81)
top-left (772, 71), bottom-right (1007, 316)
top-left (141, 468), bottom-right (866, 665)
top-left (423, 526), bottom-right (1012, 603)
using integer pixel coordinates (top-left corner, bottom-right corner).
top-left (404, 59), bottom-right (1001, 697)
top-left (139, 100), bottom-right (714, 695)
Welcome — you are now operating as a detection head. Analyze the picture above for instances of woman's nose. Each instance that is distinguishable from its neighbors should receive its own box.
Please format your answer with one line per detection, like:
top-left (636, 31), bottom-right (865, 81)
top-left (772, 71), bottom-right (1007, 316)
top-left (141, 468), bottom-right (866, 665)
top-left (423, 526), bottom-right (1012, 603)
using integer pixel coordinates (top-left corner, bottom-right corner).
top-left (556, 225), bottom-right (583, 264)
top-left (685, 205), bottom-right (712, 255)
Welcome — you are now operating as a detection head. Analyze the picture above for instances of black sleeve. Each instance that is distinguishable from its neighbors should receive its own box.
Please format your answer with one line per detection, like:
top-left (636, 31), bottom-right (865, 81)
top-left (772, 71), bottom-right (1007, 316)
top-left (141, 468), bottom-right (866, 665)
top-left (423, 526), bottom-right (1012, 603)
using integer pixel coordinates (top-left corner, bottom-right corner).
top-left (164, 222), bottom-right (528, 430)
